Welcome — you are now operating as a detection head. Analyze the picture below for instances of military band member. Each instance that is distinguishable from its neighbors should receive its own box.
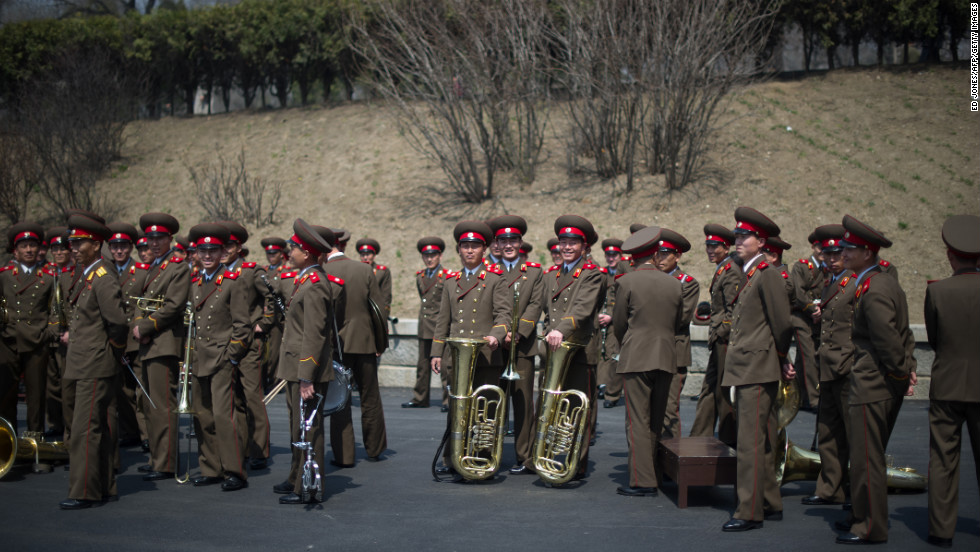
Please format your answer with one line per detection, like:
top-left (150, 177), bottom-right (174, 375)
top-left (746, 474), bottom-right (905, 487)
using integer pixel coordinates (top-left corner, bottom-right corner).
top-left (790, 231), bottom-right (826, 411)
top-left (133, 212), bottom-right (190, 481)
top-left (721, 207), bottom-right (794, 532)
top-left (259, 236), bottom-right (288, 393)
top-left (540, 215), bottom-right (607, 481)
top-left (185, 224), bottom-right (250, 491)
top-left (487, 216), bottom-right (544, 475)
top-left (802, 224), bottom-right (854, 508)
top-left (0, 222), bottom-right (55, 434)
top-left (276, 220), bottom-right (341, 504)
top-left (326, 230), bottom-right (388, 467)
top-left (546, 238), bottom-right (562, 266)
top-left (835, 215), bottom-right (913, 545)
top-left (597, 238), bottom-right (624, 408)
top-left (59, 214), bottom-right (128, 509)
top-left (924, 214), bottom-right (980, 549)
top-left (357, 238), bottom-right (392, 316)
top-left (172, 236), bottom-right (189, 261)
top-left (519, 242), bottom-right (533, 264)
top-left (655, 229), bottom-right (699, 440)
top-left (689, 224), bottom-right (742, 445)
top-left (44, 226), bottom-right (70, 437)
top-left (403, 237), bottom-right (449, 409)
top-left (105, 223), bottom-right (144, 447)
top-left (430, 221), bottom-right (511, 475)
top-left (262, 237), bottom-right (287, 272)
top-left (219, 221), bottom-right (271, 470)
top-left (136, 236), bottom-right (153, 264)
top-left (612, 226), bottom-right (685, 497)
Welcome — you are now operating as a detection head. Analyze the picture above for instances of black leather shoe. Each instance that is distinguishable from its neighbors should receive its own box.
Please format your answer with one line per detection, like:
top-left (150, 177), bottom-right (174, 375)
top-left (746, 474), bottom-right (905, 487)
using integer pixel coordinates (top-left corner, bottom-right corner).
top-left (764, 510), bottom-right (783, 521)
top-left (142, 471), bottom-right (174, 481)
top-left (402, 401), bottom-right (427, 408)
top-left (221, 475), bottom-right (248, 491)
top-left (802, 495), bottom-right (840, 506)
top-left (440, 405), bottom-right (449, 413)
top-left (192, 476), bottom-right (223, 487)
top-left (273, 481), bottom-right (293, 494)
top-left (279, 493), bottom-right (317, 505)
top-left (60, 498), bottom-right (97, 510)
top-left (330, 460), bottom-right (354, 468)
top-left (722, 518), bottom-right (763, 532)
top-left (617, 486), bottom-right (658, 497)
top-left (927, 535), bottom-right (953, 548)
top-left (835, 533), bottom-right (885, 545)
top-left (248, 457), bottom-right (268, 470)
top-left (137, 464), bottom-right (153, 473)
top-left (509, 464), bottom-right (533, 475)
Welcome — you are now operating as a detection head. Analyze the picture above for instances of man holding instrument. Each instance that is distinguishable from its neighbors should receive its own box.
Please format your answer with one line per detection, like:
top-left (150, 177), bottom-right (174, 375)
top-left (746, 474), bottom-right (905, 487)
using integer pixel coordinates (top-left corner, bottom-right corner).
top-left (486, 215), bottom-right (544, 475)
top-left (403, 236), bottom-right (449, 410)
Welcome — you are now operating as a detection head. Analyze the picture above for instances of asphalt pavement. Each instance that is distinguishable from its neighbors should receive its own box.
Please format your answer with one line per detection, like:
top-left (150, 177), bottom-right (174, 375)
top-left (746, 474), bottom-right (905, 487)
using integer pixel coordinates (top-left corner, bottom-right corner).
top-left (2, 388), bottom-right (976, 552)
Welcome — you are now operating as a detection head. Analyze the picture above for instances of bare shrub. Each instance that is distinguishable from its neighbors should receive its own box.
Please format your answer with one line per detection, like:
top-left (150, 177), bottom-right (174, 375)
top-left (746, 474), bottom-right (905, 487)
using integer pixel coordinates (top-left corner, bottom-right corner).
top-left (188, 147), bottom-right (282, 228)
top-left (0, 132), bottom-right (40, 226)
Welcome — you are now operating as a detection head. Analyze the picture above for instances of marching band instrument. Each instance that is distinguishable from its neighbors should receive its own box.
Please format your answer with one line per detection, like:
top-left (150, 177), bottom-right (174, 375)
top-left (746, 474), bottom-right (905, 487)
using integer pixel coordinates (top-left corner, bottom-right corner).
top-left (1, 417), bottom-right (69, 479)
top-left (293, 393), bottom-right (324, 503)
top-left (501, 281), bottom-right (521, 382)
top-left (532, 338), bottom-right (588, 485)
top-left (367, 297), bottom-right (389, 353)
top-left (51, 279), bottom-right (66, 329)
top-left (261, 362), bottom-right (351, 411)
top-left (0, 296), bottom-right (7, 329)
top-left (259, 274), bottom-right (286, 317)
top-left (445, 337), bottom-right (507, 480)
top-left (174, 300), bottom-right (196, 484)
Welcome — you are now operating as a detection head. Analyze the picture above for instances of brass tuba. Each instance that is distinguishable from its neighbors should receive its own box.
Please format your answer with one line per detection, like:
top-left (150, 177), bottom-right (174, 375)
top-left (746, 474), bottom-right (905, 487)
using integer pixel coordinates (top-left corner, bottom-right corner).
top-left (1, 417), bottom-right (69, 479)
top-left (445, 337), bottom-right (507, 480)
top-left (773, 379), bottom-right (925, 491)
top-left (532, 339), bottom-right (588, 485)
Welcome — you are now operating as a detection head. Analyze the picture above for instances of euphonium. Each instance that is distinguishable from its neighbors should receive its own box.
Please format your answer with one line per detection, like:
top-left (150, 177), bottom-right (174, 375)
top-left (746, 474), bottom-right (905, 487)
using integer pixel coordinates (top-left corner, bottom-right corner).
top-left (532, 339), bottom-right (588, 485)
top-left (773, 380), bottom-right (926, 491)
top-left (174, 301), bottom-right (196, 484)
top-left (1, 417), bottom-right (69, 479)
top-left (446, 337), bottom-right (507, 480)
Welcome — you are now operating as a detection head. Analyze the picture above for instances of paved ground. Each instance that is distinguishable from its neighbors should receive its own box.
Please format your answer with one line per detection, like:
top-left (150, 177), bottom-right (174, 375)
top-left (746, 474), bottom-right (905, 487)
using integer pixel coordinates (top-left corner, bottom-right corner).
top-left (2, 389), bottom-right (976, 551)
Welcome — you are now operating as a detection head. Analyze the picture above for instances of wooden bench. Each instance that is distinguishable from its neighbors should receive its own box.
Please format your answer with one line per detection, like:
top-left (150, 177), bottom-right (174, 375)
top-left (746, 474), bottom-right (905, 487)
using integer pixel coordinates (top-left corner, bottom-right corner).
top-left (657, 436), bottom-right (737, 508)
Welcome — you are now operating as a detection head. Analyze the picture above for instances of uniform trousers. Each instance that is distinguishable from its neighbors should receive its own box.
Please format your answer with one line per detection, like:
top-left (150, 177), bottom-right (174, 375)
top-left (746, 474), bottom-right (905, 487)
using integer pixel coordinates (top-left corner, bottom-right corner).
top-left (623, 370), bottom-right (673, 488)
top-left (235, 339), bottom-right (271, 461)
top-left (928, 399), bottom-right (980, 539)
top-left (114, 354), bottom-right (142, 443)
top-left (262, 326), bottom-right (282, 392)
top-left (330, 353), bottom-right (388, 464)
top-left (847, 388), bottom-right (903, 542)
top-left (0, 346), bottom-right (49, 433)
top-left (792, 313), bottom-right (819, 409)
top-left (411, 338), bottom-right (448, 407)
top-left (286, 380), bottom-right (327, 497)
top-left (733, 381), bottom-right (781, 521)
top-left (690, 341), bottom-right (736, 445)
top-left (142, 356), bottom-right (179, 473)
top-left (508, 355), bottom-right (534, 468)
top-left (662, 366), bottom-right (688, 439)
top-left (46, 345), bottom-right (65, 432)
top-left (813, 375), bottom-right (851, 502)
top-left (597, 355), bottom-right (622, 403)
top-left (194, 363), bottom-right (247, 479)
top-left (66, 375), bottom-right (117, 501)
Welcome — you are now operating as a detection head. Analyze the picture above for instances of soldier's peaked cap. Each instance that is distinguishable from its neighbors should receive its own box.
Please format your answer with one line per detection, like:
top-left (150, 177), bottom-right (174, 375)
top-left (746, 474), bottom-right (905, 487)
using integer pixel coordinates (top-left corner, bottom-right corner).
top-left (811, 224), bottom-right (846, 252)
top-left (622, 226), bottom-right (663, 259)
top-left (67, 214), bottom-right (111, 241)
top-left (417, 236), bottom-right (446, 254)
top-left (555, 215), bottom-right (598, 245)
top-left (941, 214), bottom-right (980, 258)
top-left (188, 223), bottom-right (231, 249)
top-left (292, 219), bottom-right (332, 254)
top-left (733, 207), bottom-right (780, 239)
top-left (107, 222), bottom-right (139, 244)
top-left (356, 238), bottom-right (381, 255)
top-left (703, 223), bottom-right (735, 246)
top-left (454, 221), bottom-right (493, 245)
top-left (139, 213), bottom-right (179, 237)
top-left (219, 221), bottom-right (249, 244)
top-left (841, 215), bottom-right (892, 251)
top-left (487, 215), bottom-right (527, 239)
top-left (657, 229), bottom-right (691, 253)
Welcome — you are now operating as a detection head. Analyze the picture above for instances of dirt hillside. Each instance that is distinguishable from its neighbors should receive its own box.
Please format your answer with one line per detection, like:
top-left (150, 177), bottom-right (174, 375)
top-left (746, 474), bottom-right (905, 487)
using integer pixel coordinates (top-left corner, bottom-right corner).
top-left (105, 64), bottom-right (979, 322)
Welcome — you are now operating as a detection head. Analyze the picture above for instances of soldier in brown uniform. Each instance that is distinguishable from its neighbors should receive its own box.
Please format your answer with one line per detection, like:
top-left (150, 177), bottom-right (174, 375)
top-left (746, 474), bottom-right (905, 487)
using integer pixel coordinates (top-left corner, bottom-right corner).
top-left (59, 214), bottom-right (128, 509)
top-left (801, 225), bottom-right (855, 508)
top-left (789, 231), bottom-right (825, 411)
top-left (690, 224), bottom-right (743, 446)
top-left (403, 237), bottom-right (449, 410)
top-left (218, 221), bottom-right (271, 470)
top-left (924, 215), bottom-right (980, 549)
top-left (326, 230), bottom-right (388, 466)
top-left (185, 224), bottom-right (250, 491)
top-left (132, 213), bottom-right (190, 481)
top-left (721, 207), bottom-right (795, 532)
top-left (487, 216), bottom-right (545, 475)
top-left (835, 215), bottom-right (914, 545)
top-left (546, 238), bottom-right (562, 267)
top-left (136, 236), bottom-right (153, 264)
top-left (258, 236), bottom-right (287, 393)
top-left (597, 238), bottom-right (624, 408)
top-left (44, 226), bottom-right (70, 437)
top-left (612, 226), bottom-right (686, 497)
top-left (430, 221), bottom-right (511, 476)
top-left (357, 238), bottom-right (392, 317)
top-left (539, 215), bottom-right (607, 481)
top-left (0, 222), bottom-right (55, 434)
top-left (275, 221), bottom-right (343, 505)
top-left (655, 229), bottom-right (699, 440)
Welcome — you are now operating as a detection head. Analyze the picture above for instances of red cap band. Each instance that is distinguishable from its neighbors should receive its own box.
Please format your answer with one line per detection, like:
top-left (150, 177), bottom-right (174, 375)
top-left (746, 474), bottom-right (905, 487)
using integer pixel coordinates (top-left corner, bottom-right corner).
top-left (494, 227), bottom-right (522, 237)
top-left (68, 229), bottom-right (98, 241)
top-left (658, 240), bottom-right (679, 251)
top-left (143, 224), bottom-right (171, 235)
top-left (822, 238), bottom-right (841, 249)
top-left (603, 246), bottom-right (622, 253)
top-left (111, 232), bottom-right (133, 242)
top-left (559, 227), bottom-right (586, 239)
top-left (137, 237), bottom-right (148, 246)
top-left (264, 244), bottom-right (283, 251)
top-left (459, 231), bottom-right (486, 243)
top-left (842, 231), bottom-right (879, 252)
top-left (631, 245), bottom-right (659, 260)
top-left (735, 220), bottom-right (769, 239)
top-left (421, 244), bottom-right (441, 253)
top-left (15, 231), bottom-right (40, 243)
top-left (705, 234), bottom-right (730, 245)
top-left (194, 236), bottom-right (225, 247)
top-left (290, 234), bottom-right (318, 255)
top-left (763, 243), bottom-right (783, 254)
top-left (358, 244), bottom-right (378, 253)
top-left (549, 244), bottom-right (560, 252)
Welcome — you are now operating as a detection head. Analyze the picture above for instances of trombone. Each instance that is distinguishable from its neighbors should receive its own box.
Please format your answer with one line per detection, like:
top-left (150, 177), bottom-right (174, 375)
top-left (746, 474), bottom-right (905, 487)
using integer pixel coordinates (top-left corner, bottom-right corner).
top-left (174, 301), bottom-right (196, 484)
top-left (501, 280), bottom-right (521, 382)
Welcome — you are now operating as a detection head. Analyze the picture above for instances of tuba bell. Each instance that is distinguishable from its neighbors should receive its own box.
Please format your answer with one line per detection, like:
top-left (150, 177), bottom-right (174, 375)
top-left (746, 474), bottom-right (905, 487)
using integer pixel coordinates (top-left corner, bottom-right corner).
top-left (1, 417), bottom-right (69, 479)
top-left (445, 337), bottom-right (507, 480)
top-left (532, 339), bottom-right (588, 485)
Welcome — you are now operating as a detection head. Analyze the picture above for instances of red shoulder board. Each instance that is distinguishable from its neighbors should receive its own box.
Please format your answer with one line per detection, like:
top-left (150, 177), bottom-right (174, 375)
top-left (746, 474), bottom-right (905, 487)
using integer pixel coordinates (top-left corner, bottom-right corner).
top-left (758, 262), bottom-right (769, 270)
top-left (799, 259), bottom-right (813, 269)
top-left (614, 273), bottom-right (626, 280)
top-left (544, 265), bottom-right (560, 274)
top-left (856, 278), bottom-right (871, 298)
top-left (416, 270), bottom-right (423, 275)
top-left (781, 271), bottom-right (789, 279)
top-left (223, 270), bottom-right (240, 280)
top-left (839, 276), bottom-right (850, 288)
top-left (308, 273), bottom-right (320, 283)
top-left (685, 275), bottom-right (694, 283)
top-left (724, 263), bottom-right (732, 271)
top-left (525, 261), bottom-right (541, 268)
top-left (879, 260), bottom-right (891, 268)
top-left (169, 255), bottom-right (184, 263)
top-left (241, 262), bottom-right (256, 269)
top-left (135, 263), bottom-right (150, 270)
top-left (280, 271), bottom-right (297, 279)
top-left (327, 274), bottom-right (344, 286)
top-left (582, 262), bottom-right (598, 270)
top-left (0, 265), bottom-right (14, 274)
top-left (191, 276), bottom-right (200, 283)
top-left (599, 267), bottom-right (608, 274)
top-left (42, 267), bottom-right (54, 276)
top-left (61, 265), bottom-right (73, 273)
top-left (377, 265), bottom-right (388, 271)
top-left (487, 266), bottom-right (502, 275)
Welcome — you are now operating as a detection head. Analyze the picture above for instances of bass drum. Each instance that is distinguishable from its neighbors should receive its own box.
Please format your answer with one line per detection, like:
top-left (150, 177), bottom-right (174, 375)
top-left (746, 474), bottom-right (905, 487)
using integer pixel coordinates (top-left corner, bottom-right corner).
top-left (322, 361), bottom-right (353, 416)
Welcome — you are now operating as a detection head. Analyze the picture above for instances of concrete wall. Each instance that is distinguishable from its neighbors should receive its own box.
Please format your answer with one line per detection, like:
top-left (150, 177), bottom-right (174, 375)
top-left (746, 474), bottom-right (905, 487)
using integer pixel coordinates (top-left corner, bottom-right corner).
top-left (377, 319), bottom-right (935, 400)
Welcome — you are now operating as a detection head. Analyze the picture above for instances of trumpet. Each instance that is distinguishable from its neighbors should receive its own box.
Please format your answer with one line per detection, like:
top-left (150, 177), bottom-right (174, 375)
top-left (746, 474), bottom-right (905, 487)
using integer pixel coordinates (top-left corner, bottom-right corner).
top-left (532, 338), bottom-right (588, 485)
top-left (130, 295), bottom-right (193, 325)
top-left (501, 281), bottom-right (521, 381)
top-left (445, 337), bottom-right (507, 480)
top-left (174, 301), bottom-right (196, 484)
